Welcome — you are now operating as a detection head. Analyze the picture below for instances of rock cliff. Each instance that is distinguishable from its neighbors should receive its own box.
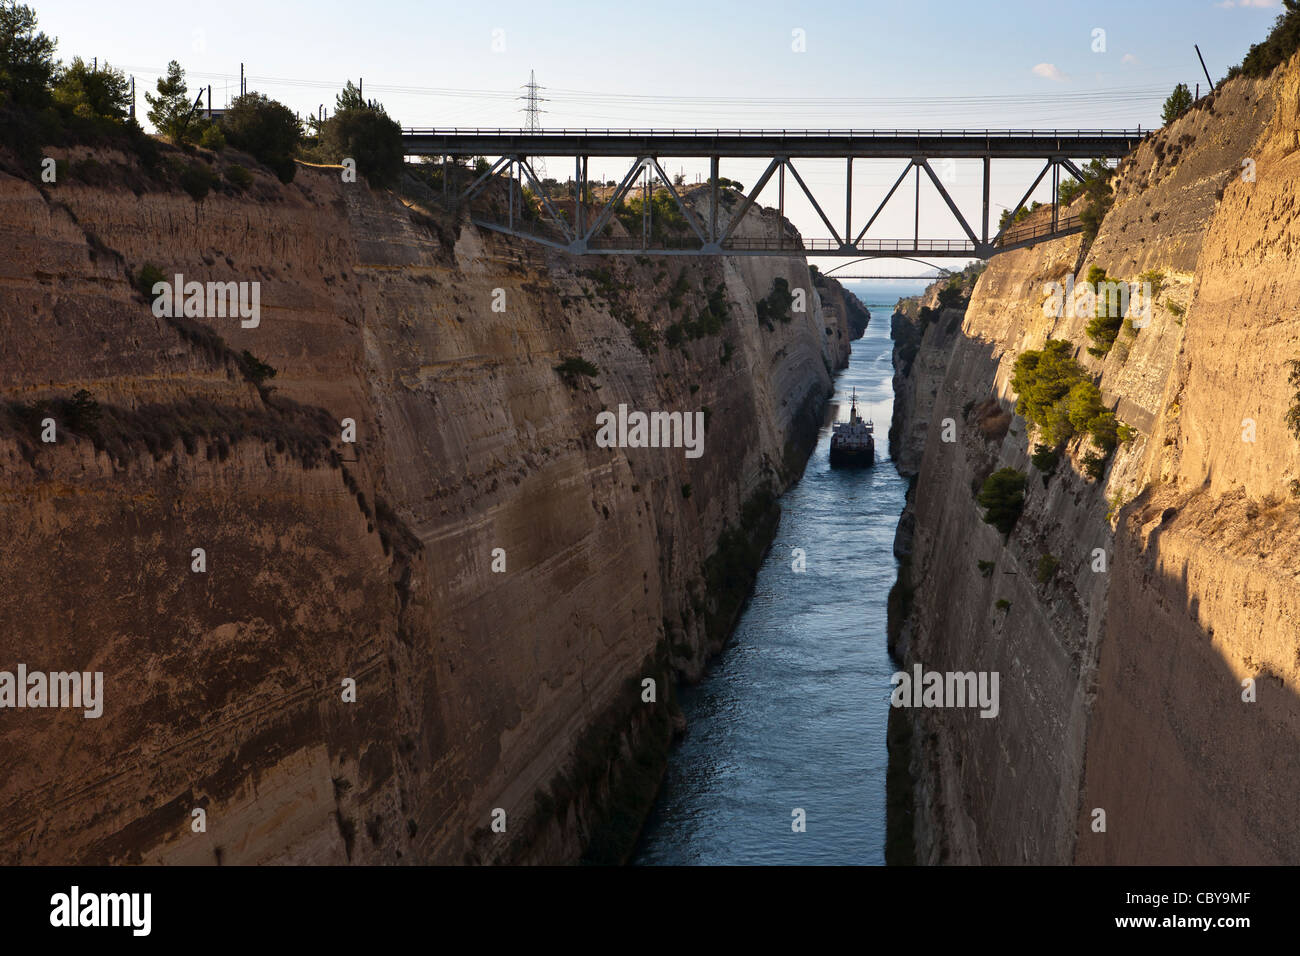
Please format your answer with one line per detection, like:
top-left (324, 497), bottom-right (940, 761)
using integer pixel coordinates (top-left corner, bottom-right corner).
top-left (0, 142), bottom-right (864, 863)
top-left (888, 52), bottom-right (1300, 864)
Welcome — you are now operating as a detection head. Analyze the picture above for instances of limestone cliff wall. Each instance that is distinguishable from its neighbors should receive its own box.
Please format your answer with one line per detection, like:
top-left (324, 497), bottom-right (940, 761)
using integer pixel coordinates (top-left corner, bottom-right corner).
top-left (888, 53), bottom-right (1300, 864)
top-left (0, 144), bottom-right (863, 863)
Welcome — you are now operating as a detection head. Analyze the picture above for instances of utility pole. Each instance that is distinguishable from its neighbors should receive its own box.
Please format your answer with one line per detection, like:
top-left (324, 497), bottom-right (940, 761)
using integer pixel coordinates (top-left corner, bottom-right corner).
top-left (1195, 44), bottom-right (1215, 93)
top-left (519, 70), bottom-right (547, 179)
top-left (129, 75), bottom-right (135, 120)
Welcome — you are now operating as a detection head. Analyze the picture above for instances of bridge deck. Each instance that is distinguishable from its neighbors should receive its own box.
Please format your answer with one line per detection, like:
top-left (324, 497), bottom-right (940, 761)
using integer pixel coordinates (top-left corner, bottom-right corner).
top-left (402, 127), bottom-right (1144, 159)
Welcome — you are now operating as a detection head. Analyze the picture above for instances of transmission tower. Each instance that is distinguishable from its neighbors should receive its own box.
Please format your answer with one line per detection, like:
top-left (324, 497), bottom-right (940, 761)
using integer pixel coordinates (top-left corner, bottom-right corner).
top-left (519, 70), bottom-right (547, 178)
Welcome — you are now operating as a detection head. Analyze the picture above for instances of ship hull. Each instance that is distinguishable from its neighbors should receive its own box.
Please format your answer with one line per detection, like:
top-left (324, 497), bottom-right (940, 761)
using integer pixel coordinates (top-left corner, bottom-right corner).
top-left (829, 440), bottom-right (875, 467)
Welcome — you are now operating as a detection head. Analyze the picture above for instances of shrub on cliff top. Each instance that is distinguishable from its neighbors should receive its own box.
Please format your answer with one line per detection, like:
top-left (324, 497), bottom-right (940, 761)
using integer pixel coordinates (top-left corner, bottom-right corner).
top-left (313, 85), bottom-right (404, 189)
top-left (221, 91), bottom-right (301, 183)
top-left (1161, 83), bottom-right (1193, 126)
top-left (0, 1), bottom-right (56, 107)
top-left (1229, 0), bottom-right (1300, 79)
top-left (977, 467), bottom-right (1027, 536)
top-left (53, 57), bottom-right (130, 121)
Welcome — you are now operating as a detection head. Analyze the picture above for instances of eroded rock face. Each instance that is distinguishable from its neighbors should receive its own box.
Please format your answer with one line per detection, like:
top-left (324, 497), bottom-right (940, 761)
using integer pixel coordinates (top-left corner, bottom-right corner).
top-left (0, 150), bottom-right (864, 864)
top-left (888, 54), bottom-right (1300, 865)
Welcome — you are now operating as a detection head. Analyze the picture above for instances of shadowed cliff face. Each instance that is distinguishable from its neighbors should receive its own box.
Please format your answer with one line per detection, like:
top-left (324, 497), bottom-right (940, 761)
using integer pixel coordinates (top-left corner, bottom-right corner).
top-left (888, 52), bottom-right (1300, 865)
top-left (0, 141), bottom-right (863, 863)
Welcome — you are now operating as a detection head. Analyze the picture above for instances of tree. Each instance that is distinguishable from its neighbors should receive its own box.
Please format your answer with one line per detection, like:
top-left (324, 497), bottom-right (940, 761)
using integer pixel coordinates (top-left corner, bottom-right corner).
top-left (0, 0), bottom-right (56, 106)
top-left (1161, 83), bottom-right (1193, 126)
top-left (1231, 0), bottom-right (1300, 79)
top-left (53, 57), bottom-right (131, 120)
top-left (977, 468), bottom-right (1028, 536)
top-left (1078, 158), bottom-right (1115, 243)
top-left (335, 79), bottom-right (367, 112)
top-left (146, 60), bottom-right (193, 141)
top-left (222, 92), bottom-right (302, 183)
top-left (315, 84), bottom-right (403, 188)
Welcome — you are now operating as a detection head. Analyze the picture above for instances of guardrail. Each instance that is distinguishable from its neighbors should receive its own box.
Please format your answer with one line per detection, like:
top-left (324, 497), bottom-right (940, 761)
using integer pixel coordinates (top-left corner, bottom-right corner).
top-left (403, 127), bottom-right (1144, 139)
top-left (997, 214), bottom-right (1082, 246)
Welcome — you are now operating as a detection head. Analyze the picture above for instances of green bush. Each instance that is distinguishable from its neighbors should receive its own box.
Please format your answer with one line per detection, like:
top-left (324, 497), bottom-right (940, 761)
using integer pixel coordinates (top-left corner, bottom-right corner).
top-left (1082, 452), bottom-right (1108, 481)
top-left (1077, 159), bottom-right (1115, 245)
top-left (53, 57), bottom-right (130, 120)
top-left (199, 122), bottom-right (225, 152)
top-left (756, 277), bottom-right (794, 326)
top-left (225, 163), bottom-right (252, 189)
top-left (1230, 0), bottom-right (1300, 78)
top-left (977, 559), bottom-right (995, 577)
top-left (0, 1), bottom-right (57, 107)
top-left (1138, 269), bottom-right (1164, 300)
top-left (136, 262), bottom-right (166, 298)
top-left (1084, 266), bottom-right (1124, 357)
top-left (238, 350), bottom-right (276, 386)
top-left (179, 161), bottom-right (218, 202)
top-left (555, 356), bottom-right (599, 379)
top-left (317, 102), bottom-right (403, 188)
top-left (1057, 176), bottom-right (1084, 207)
top-left (1036, 554), bottom-right (1059, 584)
top-left (1285, 359), bottom-right (1300, 440)
top-left (222, 92), bottom-right (301, 183)
top-left (937, 279), bottom-right (965, 310)
top-left (1031, 443), bottom-right (1059, 473)
top-left (977, 467), bottom-right (1027, 535)
top-left (995, 598), bottom-right (1011, 612)
top-left (681, 483), bottom-right (692, 500)
top-left (66, 388), bottom-right (101, 433)
top-left (1161, 83), bottom-right (1193, 126)
top-left (614, 190), bottom-right (687, 242)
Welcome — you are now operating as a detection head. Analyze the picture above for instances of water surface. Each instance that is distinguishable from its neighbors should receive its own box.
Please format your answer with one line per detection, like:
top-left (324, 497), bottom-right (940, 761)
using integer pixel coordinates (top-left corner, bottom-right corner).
top-left (634, 281), bottom-right (926, 865)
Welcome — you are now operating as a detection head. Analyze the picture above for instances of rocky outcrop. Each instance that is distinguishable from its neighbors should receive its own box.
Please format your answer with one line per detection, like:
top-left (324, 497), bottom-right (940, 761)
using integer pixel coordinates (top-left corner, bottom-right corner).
top-left (888, 52), bottom-right (1300, 864)
top-left (0, 141), bottom-right (864, 864)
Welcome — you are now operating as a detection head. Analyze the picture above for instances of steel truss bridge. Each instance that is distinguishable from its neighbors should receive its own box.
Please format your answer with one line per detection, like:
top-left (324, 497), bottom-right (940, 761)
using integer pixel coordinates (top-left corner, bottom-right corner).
top-left (402, 128), bottom-right (1144, 260)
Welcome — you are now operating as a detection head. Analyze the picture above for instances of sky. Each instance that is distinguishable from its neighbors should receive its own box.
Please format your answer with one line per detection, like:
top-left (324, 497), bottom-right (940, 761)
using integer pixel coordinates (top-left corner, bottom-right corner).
top-left (30, 0), bottom-right (1289, 274)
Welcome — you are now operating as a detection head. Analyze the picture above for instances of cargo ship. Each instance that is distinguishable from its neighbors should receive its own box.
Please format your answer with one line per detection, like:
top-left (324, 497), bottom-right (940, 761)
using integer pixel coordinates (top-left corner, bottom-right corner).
top-left (829, 387), bottom-right (875, 467)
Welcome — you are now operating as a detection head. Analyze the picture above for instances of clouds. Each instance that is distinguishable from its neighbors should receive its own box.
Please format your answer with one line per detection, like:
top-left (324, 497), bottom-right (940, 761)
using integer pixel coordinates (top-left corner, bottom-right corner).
top-left (1121, 53), bottom-right (1140, 65)
top-left (1032, 63), bottom-right (1067, 82)
top-left (1215, 0), bottom-right (1279, 8)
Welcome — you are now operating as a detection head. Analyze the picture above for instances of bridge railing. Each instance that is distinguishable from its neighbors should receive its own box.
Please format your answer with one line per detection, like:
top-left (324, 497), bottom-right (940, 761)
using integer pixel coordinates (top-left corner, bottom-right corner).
top-left (996, 214), bottom-right (1083, 246)
top-left (403, 127), bottom-right (1145, 139)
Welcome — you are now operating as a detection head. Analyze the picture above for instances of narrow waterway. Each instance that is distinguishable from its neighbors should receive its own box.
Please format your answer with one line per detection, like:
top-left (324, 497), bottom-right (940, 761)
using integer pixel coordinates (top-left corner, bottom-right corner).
top-left (633, 281), bottom-right (926, 865)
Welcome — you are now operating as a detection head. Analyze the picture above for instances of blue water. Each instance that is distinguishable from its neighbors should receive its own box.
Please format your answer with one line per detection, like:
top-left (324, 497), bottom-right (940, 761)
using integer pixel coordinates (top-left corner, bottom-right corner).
top-left (633, 281), bottom-right (928, 865)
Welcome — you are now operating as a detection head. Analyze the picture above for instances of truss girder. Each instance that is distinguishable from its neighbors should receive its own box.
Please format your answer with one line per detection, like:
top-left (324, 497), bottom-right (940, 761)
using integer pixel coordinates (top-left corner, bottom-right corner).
top-left (450, 145), bottom-right (1112, 260)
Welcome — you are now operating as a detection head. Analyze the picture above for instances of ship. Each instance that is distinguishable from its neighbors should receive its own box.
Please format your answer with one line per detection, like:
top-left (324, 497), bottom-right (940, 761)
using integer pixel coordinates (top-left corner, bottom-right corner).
top-left (829, 387), bottom-right (875, 467)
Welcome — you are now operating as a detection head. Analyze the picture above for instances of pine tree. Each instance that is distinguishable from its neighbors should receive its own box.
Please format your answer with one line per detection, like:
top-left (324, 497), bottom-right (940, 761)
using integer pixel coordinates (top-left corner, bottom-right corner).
top-left (1161, 83), bottom-right (1192, 126)
top-left (0, 0), bottom-right (57, 106)
top-left (146, 60), bottom-right (191, 141)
